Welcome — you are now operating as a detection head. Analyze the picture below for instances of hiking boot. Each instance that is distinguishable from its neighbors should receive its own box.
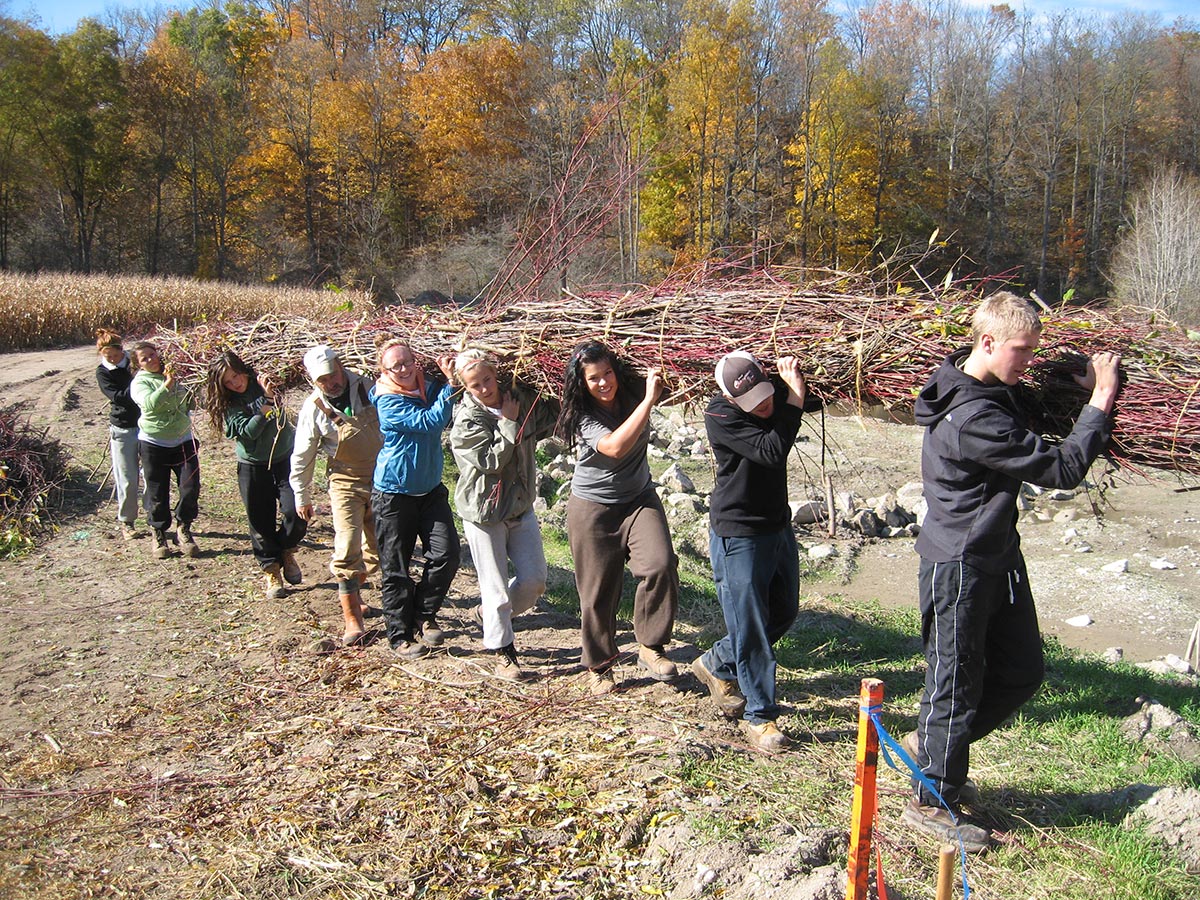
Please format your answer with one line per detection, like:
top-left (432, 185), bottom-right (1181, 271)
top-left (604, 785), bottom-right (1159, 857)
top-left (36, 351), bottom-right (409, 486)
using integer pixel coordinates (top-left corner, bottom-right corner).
top-left (418, 619), bottom-right (444, 647)
top-left (495, 657), bottom-right (523, 682)
top-left (177, 522), bottom-right (201, 558)
top-left (587, 669), bottom-right (616, 696)
top-left (151, 528), bottom-right (172, 559)
top-left (119, 522), bottom-right (137, 541)
top-left (281, 548), bottom-right (302, 585)
top-left (741, 719), bottom-right (791, 752)
top-left (493, 645), bottom-right (522, 682)
top-left (264, 563), bottom-right (287, 600)
top-left (901, 731), bottom-right (979, 805)
top-left (901, 798), bottom-right (991, 853)
top-left (691, 656), bottom-right (746, 718)
top-left (393, 638), bottom-right (429, 660)
top-left (637, 645), bottom-right (678, 681)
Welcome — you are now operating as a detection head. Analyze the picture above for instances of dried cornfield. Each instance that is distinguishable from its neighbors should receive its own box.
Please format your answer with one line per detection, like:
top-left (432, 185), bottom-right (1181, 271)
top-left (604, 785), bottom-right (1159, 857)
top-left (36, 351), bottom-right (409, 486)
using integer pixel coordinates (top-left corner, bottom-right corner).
top-left (0, 272), bottom-right (365, 352)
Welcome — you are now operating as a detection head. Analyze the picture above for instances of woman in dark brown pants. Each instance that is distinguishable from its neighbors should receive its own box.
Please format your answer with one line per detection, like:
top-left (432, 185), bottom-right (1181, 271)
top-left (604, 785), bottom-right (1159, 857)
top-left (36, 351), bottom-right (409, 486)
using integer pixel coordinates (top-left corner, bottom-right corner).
top-left (557, 340), bottom-right (680, 695)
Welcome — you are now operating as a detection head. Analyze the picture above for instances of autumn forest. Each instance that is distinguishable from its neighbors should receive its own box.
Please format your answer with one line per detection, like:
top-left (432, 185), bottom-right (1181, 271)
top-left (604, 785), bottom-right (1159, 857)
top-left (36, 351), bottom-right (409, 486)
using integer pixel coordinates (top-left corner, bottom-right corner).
top-left (1, 0), bottom-right (1198, 302)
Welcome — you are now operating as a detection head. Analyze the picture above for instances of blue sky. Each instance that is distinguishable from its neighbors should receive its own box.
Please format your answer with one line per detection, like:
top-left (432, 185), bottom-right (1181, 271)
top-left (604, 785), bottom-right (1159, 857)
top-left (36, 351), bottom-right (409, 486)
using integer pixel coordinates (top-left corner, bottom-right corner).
top-left (17, 0), bottom-right (1200, 34)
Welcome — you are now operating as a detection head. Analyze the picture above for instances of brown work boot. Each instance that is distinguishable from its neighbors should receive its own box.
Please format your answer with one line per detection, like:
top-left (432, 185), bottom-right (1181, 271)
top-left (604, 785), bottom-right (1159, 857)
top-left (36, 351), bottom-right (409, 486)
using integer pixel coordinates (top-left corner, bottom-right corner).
top-left (637, 645), bottom-right (678, 681)
top-left (281, 548), bottom-right (302, 585)
top-left (150, 528), bottom-right (172, 559)
top-left (263, 563), bottom-right (287, 600)
top-left (741, 720), bottom-right (791, 752)
top-left (691, 656), bottom-right (746, 718)
top-left (176, 522), bottom-right (200, 558)
top-left (340, 588), bottom-right (366, 646)
top-left (586, 668), bottom-right (616, 696)
top-left (493, 644), bottom-right (523, 682)
top-left (901, 798), bottom-right (990, 853)
top-left (418, 618), bottom-right (445, 647)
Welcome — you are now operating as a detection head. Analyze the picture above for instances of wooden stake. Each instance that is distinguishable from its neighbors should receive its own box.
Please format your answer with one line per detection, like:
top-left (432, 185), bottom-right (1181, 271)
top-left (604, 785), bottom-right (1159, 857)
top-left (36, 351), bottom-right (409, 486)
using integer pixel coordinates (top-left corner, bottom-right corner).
top-left (936, 843), bottom-right (956, 900)
top-left (845, 678), bottom-right (884, 900)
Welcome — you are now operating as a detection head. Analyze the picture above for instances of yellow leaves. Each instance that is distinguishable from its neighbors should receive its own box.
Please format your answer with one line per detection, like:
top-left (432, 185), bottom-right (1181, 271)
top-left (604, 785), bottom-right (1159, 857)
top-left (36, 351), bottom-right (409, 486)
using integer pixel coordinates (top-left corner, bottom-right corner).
top-left (407, 38), bottom-right (532, 228)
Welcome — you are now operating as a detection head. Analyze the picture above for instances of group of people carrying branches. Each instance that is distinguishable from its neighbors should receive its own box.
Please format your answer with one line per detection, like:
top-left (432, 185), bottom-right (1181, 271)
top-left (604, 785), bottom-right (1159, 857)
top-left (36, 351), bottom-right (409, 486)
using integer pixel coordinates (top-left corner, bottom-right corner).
top-left (94, 290), bottom-right (1122, 853)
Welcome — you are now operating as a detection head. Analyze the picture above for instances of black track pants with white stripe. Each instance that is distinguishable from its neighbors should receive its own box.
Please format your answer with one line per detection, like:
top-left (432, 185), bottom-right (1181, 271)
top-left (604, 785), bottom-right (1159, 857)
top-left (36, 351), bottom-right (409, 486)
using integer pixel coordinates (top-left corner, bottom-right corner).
top-left (912, 555), bottom-right (1044, 807)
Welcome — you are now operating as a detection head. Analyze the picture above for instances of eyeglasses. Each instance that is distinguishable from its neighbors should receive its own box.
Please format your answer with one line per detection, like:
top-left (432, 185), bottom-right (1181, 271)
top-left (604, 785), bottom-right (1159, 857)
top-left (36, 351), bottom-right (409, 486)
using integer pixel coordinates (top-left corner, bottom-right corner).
top-left (382, 358), bottom-right (414, 373)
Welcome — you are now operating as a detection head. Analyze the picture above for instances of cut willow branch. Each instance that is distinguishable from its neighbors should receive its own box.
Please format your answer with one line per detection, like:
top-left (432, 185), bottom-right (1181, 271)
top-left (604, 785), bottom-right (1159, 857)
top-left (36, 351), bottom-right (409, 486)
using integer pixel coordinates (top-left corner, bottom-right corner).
top-left (151, 269), bottom-right (1200, 478)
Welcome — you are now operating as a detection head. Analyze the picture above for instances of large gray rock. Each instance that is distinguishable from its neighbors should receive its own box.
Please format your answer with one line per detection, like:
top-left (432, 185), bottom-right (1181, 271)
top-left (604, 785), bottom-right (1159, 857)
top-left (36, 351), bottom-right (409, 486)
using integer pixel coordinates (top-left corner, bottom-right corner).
top-left (790, 500), bottom-right (827, 526)
top-left (847, 509), bottom-right (882, 537)
top-left (661, 463), bottom-right (696, 493)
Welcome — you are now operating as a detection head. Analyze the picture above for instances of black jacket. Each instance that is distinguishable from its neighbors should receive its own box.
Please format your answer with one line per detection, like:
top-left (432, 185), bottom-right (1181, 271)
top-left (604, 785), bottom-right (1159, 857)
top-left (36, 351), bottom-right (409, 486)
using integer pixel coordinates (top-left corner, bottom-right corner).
top-left (913, 348), bottom-right (1111, 573)
top-left (704, 379), bottom-right (803, 537)
top-left (96, 359), bottom-right (140, 429)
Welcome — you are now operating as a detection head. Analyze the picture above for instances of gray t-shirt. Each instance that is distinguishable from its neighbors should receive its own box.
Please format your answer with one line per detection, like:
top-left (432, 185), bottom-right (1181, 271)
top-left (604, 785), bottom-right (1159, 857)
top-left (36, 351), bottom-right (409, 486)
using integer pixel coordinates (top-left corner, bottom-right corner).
top-left (571, 402), bottom-right (652, 504)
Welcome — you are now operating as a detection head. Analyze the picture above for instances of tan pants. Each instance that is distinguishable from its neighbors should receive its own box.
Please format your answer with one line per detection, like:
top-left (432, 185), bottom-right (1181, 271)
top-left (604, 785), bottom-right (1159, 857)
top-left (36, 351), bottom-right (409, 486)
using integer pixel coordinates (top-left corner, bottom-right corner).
top-left (328, 473), bottom-right (378, 581)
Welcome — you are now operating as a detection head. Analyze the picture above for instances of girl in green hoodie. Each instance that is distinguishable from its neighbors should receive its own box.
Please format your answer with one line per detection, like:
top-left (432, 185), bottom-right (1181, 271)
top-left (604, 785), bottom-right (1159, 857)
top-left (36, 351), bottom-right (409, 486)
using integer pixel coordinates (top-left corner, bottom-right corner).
top-left (206, 351), bottom-right (307, 600)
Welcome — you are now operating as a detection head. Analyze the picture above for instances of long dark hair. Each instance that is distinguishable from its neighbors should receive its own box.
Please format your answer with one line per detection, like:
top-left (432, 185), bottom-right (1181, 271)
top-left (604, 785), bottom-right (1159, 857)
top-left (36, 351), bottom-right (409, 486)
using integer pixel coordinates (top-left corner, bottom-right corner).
top-left (205, 351), bottom-right (256, 434)
top-left (555, 340), bottom-right (644, 448)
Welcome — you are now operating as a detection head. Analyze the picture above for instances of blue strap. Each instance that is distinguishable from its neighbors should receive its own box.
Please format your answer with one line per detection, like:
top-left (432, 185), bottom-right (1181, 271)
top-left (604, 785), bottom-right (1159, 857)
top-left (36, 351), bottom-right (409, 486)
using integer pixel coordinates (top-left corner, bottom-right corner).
top-left (863, 703), bottom-right (972, 899)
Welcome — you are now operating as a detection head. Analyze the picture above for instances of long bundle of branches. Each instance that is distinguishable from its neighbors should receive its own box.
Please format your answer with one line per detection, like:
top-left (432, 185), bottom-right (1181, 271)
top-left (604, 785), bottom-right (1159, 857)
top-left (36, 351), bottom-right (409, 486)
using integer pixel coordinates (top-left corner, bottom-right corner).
top-left (0, 406), bottom-right (69, 554)
top-left (151, 268), bottom-right (1200, 478)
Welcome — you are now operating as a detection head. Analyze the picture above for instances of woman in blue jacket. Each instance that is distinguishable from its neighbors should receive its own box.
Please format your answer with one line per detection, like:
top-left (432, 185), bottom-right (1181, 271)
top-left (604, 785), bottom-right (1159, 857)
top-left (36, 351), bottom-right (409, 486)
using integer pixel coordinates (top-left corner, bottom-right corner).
top-left (371, 339), bottom-right (459, 659)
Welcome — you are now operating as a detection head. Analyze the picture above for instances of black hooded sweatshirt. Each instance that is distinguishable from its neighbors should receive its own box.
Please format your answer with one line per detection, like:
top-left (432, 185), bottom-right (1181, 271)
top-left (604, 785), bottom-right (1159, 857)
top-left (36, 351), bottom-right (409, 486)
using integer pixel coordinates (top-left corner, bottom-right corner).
top-left (913, 348), bottom-right (1112, 574)
top-left (705, 379), bottom-right (803, 537)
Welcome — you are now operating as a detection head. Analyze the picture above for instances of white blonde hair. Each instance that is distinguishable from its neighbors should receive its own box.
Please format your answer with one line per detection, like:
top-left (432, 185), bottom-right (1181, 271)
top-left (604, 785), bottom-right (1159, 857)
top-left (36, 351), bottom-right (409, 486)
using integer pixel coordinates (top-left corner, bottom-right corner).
top-left (454, 348), bottom-right (497, 381)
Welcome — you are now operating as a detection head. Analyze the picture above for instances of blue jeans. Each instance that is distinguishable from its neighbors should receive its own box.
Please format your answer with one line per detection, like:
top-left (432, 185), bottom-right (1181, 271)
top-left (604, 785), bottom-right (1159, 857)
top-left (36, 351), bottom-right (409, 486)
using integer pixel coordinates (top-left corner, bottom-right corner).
top-left (703, 527), bottom-right (799, 723)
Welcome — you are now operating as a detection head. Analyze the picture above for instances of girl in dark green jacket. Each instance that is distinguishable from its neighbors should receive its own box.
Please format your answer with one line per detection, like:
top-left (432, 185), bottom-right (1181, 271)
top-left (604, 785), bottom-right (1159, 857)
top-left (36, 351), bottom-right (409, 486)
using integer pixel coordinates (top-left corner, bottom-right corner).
top-left (206, 351), bottom-right (307, 600)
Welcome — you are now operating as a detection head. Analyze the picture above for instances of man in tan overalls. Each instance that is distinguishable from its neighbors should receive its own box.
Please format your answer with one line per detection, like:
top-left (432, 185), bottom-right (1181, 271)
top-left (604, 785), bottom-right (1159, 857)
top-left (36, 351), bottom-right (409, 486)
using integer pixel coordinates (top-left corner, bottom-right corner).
top-left (291, 345), bottom-right (384, 645)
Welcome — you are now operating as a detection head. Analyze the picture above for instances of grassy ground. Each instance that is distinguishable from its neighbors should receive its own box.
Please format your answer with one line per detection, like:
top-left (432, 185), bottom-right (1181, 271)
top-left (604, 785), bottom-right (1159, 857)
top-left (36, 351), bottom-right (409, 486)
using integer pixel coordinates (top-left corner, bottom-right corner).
top-left (540, 518), bottom-right (1200, 899)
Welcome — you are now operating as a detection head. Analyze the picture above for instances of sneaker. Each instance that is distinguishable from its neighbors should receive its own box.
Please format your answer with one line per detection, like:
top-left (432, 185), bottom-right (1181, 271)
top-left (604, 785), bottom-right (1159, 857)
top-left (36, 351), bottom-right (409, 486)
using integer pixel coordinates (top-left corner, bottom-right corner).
top-left (150, 528), bottom-right (172, 559)
top-left (637, 645), bottom-right (678, 681)
top-left (691, 657), bottom-right (746, 718)
top-left (741, 719), bottom-right (791, 752)
top-left (587, 669), bottom-right (616, 696)
top-left (281, 549), bottom-right (302, 585)
top-left (901, 731), bottom-right (979, 805)
top-left (393, 638), bottom-right (429, 660)
top-left (176, 522), bottom-right (200, 558)
top-left (119, 522), bottom-right (137, 541)
top-left (418, 619), bottom-right (445, 647)
top-left (263, 563), bottom-right (287, 600)
top-left (900, 798), bottom-right (991, 853)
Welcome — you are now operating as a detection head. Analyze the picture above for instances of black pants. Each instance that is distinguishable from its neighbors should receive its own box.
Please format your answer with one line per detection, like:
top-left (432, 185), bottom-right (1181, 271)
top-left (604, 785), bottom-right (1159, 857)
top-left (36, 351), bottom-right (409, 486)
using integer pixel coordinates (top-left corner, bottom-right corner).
top-left (238, 458), bottom-right (306, 569)
top-left (372, 483), bottom-right (460, 647)
top-left (140, 438), bottom-right (201, 531)
top-left (913, 555), bottom-right (1044, 807)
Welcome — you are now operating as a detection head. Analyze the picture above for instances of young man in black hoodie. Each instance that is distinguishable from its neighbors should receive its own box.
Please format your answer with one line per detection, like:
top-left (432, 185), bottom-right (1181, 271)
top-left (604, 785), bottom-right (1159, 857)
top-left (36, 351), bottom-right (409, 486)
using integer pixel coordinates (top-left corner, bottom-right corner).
top-left (693, 351), bottom-right (811, 751)
top-left (904, 292), bottom-right (1120, 850)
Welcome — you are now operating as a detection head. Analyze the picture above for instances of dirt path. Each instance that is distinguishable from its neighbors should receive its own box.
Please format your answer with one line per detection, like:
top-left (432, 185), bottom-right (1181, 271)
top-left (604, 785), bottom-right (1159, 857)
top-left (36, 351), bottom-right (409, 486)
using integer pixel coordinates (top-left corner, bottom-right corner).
top-left (2, 345), bottom-right (1199, 899)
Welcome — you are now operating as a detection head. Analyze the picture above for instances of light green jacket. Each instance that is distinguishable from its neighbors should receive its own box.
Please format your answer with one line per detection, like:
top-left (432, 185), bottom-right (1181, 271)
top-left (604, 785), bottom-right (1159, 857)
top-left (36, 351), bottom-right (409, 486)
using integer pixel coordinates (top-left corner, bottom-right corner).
top-left (130, 369), bottom-right (193, 443)
top-left (450, 384), bottom-right (559, 525)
